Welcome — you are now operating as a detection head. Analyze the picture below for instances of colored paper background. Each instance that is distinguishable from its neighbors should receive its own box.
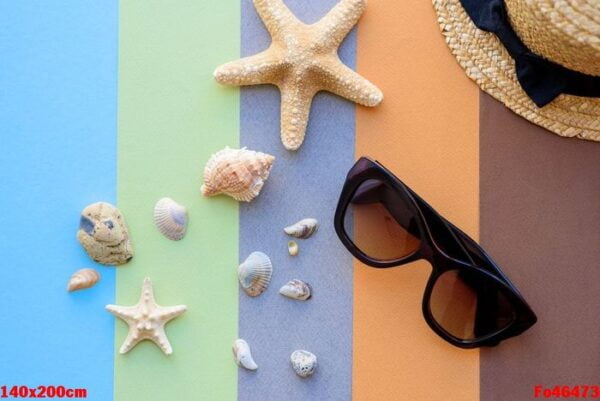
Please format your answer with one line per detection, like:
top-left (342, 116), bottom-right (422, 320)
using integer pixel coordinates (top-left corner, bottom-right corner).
top-left (239, 1), bottom-right (355, 400)
top-left (0, 1), bottom-right (117, 399)
top-left (116, 1), bottom-right (239, 400)
top-left (1, 1), bottom-right (598, 401)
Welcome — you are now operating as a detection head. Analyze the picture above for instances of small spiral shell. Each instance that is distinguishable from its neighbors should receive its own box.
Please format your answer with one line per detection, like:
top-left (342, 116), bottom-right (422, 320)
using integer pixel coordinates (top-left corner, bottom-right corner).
top-left (284, 218), bottom-right (319, 239)
top-left (279, 279), bottom-right (311, 301)
top-left (232, 339), bottom-right (258, 370)
top-left (67, 268), bottom-right (100, 292)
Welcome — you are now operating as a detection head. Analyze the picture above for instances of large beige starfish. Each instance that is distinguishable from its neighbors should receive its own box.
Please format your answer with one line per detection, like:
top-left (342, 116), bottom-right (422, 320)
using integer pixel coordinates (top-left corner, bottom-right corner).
top-left (106, 278), bottom-right (187, 355)
top-left (214, 0), bottom-right (383, 151)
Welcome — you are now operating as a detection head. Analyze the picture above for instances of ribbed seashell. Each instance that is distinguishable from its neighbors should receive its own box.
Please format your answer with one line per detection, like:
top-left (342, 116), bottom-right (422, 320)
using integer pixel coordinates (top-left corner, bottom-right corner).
top-left (67, 268), bottom-right (100, 292)
top-left (279, 279), bottom-right (311, 301)
top-left (238, 252), bottom-right (273, 297)
top-left (232, 339), bottom-right (258, 371)
top-left (290, 350), bottom-right (317, 378)
top-left (283, 218), bottom-right (319, 239)
top-left (201, 147), bottom-right (275, 202)
top-left (288, 240), bottom-right (299, 256)
top-left (153, 197), bottom-right (188, 241)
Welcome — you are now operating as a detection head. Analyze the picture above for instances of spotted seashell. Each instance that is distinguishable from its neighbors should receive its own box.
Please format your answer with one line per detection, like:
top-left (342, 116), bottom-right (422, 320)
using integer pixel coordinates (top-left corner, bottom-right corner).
top-left (232, 339), bottom-right (258, 371)
top-left (290, 350), bottom-right (317, 378)
top-left (238, 252), bottom-right (273, 297)
top-left (279, 279), bottom-right (311, 301)
top-left (153, 197), bottom-right (188, 241)
top-left (283, 218), bottom-right (318, 239)
top-left (288, 240), bottom-right (299, 256)
top-left (201, 147), bottom-right (275, 202)
top-left (67, 268), bottom-right (100, 292)
top-left (77, 202), bottom-right (133, 266)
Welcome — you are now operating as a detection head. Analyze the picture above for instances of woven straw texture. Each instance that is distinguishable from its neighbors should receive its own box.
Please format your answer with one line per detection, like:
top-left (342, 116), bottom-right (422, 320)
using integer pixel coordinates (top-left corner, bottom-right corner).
top-left (506, 0), bottom-right (600, 76)
top-left (433, 0), bottom-right (600, 142)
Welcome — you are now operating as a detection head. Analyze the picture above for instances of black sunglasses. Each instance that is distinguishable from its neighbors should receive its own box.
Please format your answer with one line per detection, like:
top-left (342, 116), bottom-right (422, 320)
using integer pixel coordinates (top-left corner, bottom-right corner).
top-left (334, 157), bottom-right (537, 348)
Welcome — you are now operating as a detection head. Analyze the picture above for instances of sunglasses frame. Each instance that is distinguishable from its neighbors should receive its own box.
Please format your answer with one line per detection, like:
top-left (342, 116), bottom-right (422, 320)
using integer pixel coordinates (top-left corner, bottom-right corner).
top-left (334, 157), bottom-right (537, 348)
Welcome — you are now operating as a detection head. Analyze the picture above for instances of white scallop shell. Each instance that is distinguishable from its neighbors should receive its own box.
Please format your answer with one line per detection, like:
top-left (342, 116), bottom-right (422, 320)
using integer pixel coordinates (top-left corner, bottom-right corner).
top-left (153, 197), bottom-right (188, 241)
top-left (283, 218), bottom-right (319, 239)
top-left (67, 268), bottom-right (100, 292)
top-left (288, 240), bottom-right (299, 256)
top-left (201, 147), bottom-right (275, 202)
top-left (238, 252), bottom-right (273, 297)
top-left (290, 350), bottom-right (317, 378)
top-left (279, 279), bottom-right (311, 301)
top-left (232, 339), bottom-right (258, 370)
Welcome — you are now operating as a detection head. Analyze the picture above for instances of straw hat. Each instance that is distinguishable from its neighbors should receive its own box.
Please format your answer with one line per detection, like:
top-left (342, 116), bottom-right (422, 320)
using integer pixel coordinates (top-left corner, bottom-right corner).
top-left (433, 0), bottom-right (600, 142)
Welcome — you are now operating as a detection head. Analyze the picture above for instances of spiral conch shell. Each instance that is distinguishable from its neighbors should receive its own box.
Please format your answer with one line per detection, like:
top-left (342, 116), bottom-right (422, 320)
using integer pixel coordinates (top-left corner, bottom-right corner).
top-left (153, 197), bottom-right (188, 241)
top-left (201, 147), bottom-right (275, 202)
top-left (67, 268), bottom-right (100, 292)
top-left (232, 339), bottom-right (258, 371)
top-left (284, 218), bottom-right (319, 239)
top-left (238, 252), bottom-right (273, 297)
top-left (290, 350), bottom-right (317, 378)
top-left (279, 279), bottom-right (311, 301)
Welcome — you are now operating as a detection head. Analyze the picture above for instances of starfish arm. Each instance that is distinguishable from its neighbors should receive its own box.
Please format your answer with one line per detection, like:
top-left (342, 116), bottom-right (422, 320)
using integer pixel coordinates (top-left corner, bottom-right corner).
top-left (151, 326), bottom-right (173, 355)
top-left (253, 0), bottom-right (300, 39)
top-left (313, 0), bottom-right (366, 48)
top-left (279, 82), bottom-right (317, 151)
top-left (156, 304), bottom-right (187, 323)
top-left (106, 304), bottom-right (138, 322)
top-left (119, 328), bottom-right (143, 354)
top-left (214, 49), bottom-right (286, 86)
top-left (317, 58), bottom-right (383, 106)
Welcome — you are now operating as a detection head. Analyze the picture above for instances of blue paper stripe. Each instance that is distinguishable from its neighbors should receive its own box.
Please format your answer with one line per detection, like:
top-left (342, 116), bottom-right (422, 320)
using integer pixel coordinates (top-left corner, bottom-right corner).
top-left (0, 2), bottom-right (117, 400)
top-left (239, 0), bottom-right (355, 399)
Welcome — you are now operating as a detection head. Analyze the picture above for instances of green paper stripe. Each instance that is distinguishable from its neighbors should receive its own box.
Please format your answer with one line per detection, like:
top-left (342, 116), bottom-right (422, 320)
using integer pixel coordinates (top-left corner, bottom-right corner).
top-left (116, 1), bottom-right (239, 400)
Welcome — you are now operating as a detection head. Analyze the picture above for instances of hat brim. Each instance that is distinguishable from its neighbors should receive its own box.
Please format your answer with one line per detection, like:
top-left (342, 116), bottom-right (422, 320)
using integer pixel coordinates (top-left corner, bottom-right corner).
top-left (433, 0), bottom-right (600, 142)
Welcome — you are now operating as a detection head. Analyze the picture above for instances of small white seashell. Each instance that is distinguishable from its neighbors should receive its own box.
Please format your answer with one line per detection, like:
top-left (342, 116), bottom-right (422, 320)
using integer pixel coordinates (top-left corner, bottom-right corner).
top-left (279, 279), bottom-right (311, 301)
top-left (153, 197), bottom-right (188, 241)
top-left (232, 339), bottom-right (258, 370)
top-left (290, 350), bottom-right (317, 378)
top-left (288, 240), bottom-right (299, 256)
top-left (201, 147), bottom-right (275, 202)
top-left (238, 252), bottom-right (273, 297)
top-left (67, 268), bottom-right (100, 292)
top-left (284, 218), bottom-right (319, 239)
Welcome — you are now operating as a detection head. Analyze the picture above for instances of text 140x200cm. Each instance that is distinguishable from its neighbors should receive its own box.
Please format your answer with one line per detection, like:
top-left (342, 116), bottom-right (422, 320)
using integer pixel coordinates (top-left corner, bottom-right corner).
top-left (1, 386), bottom-right (87, 399)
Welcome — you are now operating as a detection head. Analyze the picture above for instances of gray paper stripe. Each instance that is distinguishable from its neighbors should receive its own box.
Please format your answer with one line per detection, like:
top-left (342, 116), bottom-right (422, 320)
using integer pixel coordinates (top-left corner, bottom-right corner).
top-left (239, 1), bottom-right (356, 400)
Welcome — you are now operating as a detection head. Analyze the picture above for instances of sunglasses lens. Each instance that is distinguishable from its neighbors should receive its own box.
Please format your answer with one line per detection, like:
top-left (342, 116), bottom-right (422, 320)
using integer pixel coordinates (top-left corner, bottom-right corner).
top-left (429, 269), bottom-right (516, 341)
top-left (343, 178), bottom-right (421, 261)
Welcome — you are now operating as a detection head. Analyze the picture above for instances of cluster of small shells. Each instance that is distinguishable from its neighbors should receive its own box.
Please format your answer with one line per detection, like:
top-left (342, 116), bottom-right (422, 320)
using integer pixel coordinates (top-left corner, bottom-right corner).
top-left (232, 339), bottom-right (317, 378)
top-left (233, 217), bottom-right (319, 376)
top-left (284, 218), bottom-right (319, 256)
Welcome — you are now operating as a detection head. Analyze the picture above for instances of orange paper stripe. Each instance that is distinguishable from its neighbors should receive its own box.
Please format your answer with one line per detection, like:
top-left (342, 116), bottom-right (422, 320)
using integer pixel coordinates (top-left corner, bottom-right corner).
top-left (354, 0), bottom-right (480, 399)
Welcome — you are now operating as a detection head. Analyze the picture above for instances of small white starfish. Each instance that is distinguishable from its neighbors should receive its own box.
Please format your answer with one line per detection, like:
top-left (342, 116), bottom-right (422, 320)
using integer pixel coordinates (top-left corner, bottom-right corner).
top-left (214, 0), bottom-right (383, 151)
top-left (106, 278), bottom-right (187, 355)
